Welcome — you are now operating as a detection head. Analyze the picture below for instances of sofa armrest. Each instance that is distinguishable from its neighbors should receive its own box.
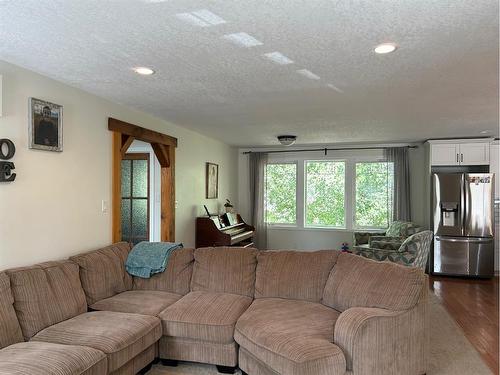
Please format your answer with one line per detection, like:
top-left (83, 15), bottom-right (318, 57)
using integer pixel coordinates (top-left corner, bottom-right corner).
top-left (334, 298), bottom-right (428, 375)
top-left (353, 231), bottom-right (385, 246)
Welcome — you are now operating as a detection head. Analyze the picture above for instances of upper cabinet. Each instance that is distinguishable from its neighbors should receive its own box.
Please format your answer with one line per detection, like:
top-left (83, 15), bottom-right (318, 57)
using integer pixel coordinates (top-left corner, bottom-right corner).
top-left (429, 139), bottom-right (492, 166)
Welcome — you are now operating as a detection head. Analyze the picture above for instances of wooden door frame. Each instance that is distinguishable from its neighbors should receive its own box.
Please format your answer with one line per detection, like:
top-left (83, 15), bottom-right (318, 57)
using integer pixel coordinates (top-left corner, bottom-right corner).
top-left (109, 117), bottom-right (177, 242)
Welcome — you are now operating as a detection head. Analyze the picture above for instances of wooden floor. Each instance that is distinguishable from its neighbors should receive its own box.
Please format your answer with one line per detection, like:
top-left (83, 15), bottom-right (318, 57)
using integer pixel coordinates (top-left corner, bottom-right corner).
top-left (429, 275), bottom-right (499, 375)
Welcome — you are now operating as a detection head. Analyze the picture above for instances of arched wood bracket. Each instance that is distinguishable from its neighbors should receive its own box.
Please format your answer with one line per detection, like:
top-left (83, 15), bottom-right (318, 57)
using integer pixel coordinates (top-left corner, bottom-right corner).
top-left (108, 117), bottom-right (177, 243)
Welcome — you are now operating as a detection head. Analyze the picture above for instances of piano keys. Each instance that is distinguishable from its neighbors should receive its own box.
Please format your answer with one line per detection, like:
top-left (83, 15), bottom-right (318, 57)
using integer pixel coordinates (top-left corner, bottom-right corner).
top-left (195, 213), bottom-right (255, 248)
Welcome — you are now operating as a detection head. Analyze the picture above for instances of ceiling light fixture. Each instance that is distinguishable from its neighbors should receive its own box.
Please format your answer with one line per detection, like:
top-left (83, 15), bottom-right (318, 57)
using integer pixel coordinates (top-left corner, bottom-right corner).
top-left (133, 67), bottom-right (155, 75)
top-left (263, 52), bottom-right (294, 65)
top-left (480, 130), bottom-right (490, 134)
top-left (374, 43), bottom-right (397, 54)
top-left (223, 32), bottom-right (263, 48)
top-left (296, 69), bottom-right (320, 80)
top-left (277, 135), bottom-right (297, 146)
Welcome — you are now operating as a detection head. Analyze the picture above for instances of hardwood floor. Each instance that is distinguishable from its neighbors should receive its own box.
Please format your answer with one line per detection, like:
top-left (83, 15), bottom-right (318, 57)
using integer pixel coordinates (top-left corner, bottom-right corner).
top-left (429, 276), bottom-right (499, 375)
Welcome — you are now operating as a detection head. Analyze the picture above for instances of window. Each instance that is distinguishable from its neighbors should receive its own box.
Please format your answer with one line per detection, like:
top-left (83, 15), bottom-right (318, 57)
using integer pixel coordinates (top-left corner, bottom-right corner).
top-left (305, 161), bottom-right (345, 227)
top-left (265, 163), bottom-right (297, 224)
top-left (355, 162), bottom-right (394, 228)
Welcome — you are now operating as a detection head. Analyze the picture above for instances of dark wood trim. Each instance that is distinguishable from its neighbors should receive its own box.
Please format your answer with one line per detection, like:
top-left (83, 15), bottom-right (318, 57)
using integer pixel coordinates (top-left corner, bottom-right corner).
top-left (110, 118), bottom-right (177, 243)
top-left (109, 118), bottom-right (178, 147)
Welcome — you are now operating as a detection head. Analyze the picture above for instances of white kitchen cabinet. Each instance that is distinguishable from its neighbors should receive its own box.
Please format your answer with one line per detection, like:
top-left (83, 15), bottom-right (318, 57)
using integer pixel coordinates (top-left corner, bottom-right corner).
top-left (431, 143), bottom-right (459, 165)
top-left (429, 140), bottom-right (492, 166)
top-left (459, 142), bottom-right (490, 165)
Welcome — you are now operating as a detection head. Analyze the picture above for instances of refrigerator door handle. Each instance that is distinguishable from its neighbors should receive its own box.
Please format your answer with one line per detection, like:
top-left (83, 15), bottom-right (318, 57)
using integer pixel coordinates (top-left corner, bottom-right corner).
top-left (435, 237), bottom-right (492, 244)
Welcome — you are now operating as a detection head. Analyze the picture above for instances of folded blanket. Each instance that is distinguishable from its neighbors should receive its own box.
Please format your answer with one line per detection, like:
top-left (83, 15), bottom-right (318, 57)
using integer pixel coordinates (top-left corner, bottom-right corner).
top-left (125, 241), bottom-right (183, 278)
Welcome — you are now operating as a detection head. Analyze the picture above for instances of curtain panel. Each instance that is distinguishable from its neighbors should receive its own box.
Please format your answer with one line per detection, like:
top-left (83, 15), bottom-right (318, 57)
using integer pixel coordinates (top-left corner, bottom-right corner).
top-left (384, 147), bottom-right (412, 222)
top-left (249, 152), bottom-right (268, 249)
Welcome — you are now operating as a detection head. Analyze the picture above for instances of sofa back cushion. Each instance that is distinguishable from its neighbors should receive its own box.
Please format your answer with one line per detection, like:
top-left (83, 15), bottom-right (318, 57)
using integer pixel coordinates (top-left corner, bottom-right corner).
top-left (322, 253), bottom-right (425, 312)
top-left (133, 247), bottom-right (194, 295)
top-left (191, 247), bottom-right (258, 297)
top-left (255, 250), bottom-right (339, 302)
top-left (70, 242), bottom-right (132, 305)
top-left (6, 261), bottom-right (87, 340)
top-left (0, 272), bottom-right (24, 349)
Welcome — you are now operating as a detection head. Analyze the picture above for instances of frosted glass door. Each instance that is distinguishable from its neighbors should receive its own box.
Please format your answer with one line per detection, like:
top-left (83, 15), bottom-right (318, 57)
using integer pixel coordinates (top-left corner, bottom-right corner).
top-left (121, 154), bottom-right (150, 244)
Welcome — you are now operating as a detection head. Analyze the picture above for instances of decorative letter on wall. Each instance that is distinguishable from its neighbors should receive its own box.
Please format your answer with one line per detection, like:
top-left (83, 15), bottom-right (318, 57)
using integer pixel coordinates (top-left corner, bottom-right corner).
top-left (0, 139), bottom-right (16, 182)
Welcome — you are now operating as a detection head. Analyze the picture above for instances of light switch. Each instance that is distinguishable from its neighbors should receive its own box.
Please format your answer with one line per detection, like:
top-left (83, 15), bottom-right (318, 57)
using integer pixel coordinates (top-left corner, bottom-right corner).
top-left (101, 200), bottom-right (108, 213)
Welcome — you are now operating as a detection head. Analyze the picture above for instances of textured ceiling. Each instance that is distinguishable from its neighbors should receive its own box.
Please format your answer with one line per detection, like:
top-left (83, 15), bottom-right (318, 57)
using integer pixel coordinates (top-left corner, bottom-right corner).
top-left (1, 0), bottom-right (498, 146)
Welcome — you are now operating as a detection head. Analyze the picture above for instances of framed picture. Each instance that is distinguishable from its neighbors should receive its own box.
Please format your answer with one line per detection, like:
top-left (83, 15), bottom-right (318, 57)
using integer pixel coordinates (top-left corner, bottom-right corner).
top-left (206, 162), bottom-right (219, 199)
top-left (29, 97), bottom-right (63, 152)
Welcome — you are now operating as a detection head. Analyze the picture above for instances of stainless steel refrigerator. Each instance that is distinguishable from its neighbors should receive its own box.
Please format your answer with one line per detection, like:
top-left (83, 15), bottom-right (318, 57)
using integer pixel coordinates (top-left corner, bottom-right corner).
top-left (432, 173), bottom-right (495, 277)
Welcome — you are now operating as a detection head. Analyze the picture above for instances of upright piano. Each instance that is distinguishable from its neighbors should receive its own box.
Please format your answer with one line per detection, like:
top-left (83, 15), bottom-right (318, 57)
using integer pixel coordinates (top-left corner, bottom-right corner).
top-left (195, 213), bottom-right (255, 248)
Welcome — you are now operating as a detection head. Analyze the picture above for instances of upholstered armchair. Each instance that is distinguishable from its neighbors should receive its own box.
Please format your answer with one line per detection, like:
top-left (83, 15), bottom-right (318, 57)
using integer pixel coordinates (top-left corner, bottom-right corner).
top-left (353, 220), bottom-right (422, 251)
top-left (351, 230), bottom-right (433, 269)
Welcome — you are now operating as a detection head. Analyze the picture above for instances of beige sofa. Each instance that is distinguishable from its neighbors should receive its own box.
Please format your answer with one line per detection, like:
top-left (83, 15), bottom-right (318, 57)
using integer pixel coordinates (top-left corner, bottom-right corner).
top-left (0, 243), bottom-right (428, 375)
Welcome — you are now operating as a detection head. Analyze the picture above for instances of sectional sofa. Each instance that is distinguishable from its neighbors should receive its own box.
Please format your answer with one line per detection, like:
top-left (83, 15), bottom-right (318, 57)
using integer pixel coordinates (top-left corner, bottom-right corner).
top-left (0, 243), bottom-right (429, 375)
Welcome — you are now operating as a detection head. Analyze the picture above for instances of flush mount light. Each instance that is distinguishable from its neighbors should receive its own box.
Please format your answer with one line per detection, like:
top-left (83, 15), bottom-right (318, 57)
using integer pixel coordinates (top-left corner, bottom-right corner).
top-left (296, 69), bottom-right (320, 80)
top-left (263, 52), bottom-right (294, 65)
top-left (374, 43), bottom-right (397, 54)
top-left (223, 32), bottom-right (263, 48)
top-left (480, 130), bottom-right (491, 134)
top-left (133, 67), bottom-right (155, 75)
top-left (277, 135), bottom-right (297, 146)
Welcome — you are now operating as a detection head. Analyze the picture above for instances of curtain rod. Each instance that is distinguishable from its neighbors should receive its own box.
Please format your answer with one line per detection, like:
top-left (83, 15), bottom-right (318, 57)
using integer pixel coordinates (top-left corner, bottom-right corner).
top-left (242, 145), bottom-right (418, 155)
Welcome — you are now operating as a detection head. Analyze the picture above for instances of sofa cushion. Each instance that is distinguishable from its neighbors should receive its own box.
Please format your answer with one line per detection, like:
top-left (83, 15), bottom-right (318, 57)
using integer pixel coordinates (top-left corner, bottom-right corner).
top-left (191, 247), bottom-right (258, 297)
top-left (159, 291), bottom-right (252, 344)
top-left (0, 341), bottom-right (107, 375)
top-left (0, 272), bottom-right (23, 349)
top-left (32, 311), bottom-right (161, 372)
top-left (70, 242), bottom-right (132, 305)
top-left (133, 247), bottom-right (194, 295)
top-left (6, 261), bottom-right (87, 340)
top-left (234, 298), bottom-right (344, 375)
top-left (322, 252), bottom-right (425, 312)
top-left (255, 250), bottom-right (339, 302)
top-left (90, 290), bottom-right (182, 316)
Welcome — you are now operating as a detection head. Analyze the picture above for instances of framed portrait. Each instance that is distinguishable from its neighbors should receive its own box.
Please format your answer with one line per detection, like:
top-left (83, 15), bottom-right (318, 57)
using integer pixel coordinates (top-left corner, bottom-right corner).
top-left (206, 162), bottom-right (219, 199)
top-left (29, 97), bottom-right (63, 152)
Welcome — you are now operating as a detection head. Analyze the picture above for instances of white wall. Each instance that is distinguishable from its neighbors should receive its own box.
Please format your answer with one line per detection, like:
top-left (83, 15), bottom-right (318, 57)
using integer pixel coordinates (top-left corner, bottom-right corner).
top-left (0, 61), bottom-right (237, 270)
top-left (238, 146), bottom-right (427, 251)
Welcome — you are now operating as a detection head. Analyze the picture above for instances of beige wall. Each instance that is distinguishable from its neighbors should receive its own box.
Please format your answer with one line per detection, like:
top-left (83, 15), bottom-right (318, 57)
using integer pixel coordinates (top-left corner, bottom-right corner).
top-left (0, 61), bottom-right (237, 270)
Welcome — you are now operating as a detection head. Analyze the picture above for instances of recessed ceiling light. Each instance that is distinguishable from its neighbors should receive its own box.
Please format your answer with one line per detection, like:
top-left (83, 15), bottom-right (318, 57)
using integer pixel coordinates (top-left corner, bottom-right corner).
top-left (296, 69), bottom-right (320, 80)
top-left (223, 32), bottom-right (263, 48)
top-left (374, 43), bottom-right (398, 54)
top-left (480, 130), bottom-right (490, 134)
top-left (263, 52), bottom-right (294, 65)
top-left (133, 67), bottom-right (155, 75)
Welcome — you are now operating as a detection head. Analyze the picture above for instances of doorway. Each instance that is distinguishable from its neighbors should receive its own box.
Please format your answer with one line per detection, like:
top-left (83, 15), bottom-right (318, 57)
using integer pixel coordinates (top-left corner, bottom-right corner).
top-left (121, 153), bottom-right (150, 244)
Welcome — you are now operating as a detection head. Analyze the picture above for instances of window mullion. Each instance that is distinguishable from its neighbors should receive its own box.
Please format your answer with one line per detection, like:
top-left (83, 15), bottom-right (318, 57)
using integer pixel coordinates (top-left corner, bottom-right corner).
top-left (296, 160), bottom-right (305, 229)
top-left (345, 159), bottom-right (354, 231)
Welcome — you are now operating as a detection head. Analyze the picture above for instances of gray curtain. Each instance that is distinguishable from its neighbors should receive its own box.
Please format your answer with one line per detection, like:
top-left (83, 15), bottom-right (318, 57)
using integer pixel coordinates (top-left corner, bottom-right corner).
top-left (384, 147), bottom-right (412, 222)
top-left (249, 152), bottom-right (268, 250)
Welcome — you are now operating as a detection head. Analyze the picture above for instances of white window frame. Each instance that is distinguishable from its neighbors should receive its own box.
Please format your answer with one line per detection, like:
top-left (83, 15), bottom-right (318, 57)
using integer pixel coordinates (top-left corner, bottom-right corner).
top-left (264, 150), bottom-right (393, 232)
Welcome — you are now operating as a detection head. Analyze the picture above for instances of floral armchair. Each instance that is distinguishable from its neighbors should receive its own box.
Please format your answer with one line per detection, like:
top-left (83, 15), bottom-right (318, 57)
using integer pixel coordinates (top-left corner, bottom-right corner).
top-left (351, 230), bottom-right (433, 269)
top-left (353, 221), bottom-right (423, 251)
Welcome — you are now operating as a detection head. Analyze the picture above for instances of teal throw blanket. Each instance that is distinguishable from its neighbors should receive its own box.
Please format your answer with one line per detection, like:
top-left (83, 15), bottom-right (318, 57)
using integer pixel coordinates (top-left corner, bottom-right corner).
top-left (126, 241), bottom-right (183, 278)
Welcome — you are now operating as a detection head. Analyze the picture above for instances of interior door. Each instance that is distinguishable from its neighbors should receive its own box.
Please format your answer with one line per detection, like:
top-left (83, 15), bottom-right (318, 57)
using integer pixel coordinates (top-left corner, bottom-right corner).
top-left (121, 153), bottom-right (150, 244)
top-left (459, 143), bottom-right (490, 165)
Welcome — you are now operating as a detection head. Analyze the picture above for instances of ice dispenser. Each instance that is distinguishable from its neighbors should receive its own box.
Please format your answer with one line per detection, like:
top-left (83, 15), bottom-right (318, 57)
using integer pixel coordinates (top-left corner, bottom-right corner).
top-left (440, 202), bottom-right (459, 227)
